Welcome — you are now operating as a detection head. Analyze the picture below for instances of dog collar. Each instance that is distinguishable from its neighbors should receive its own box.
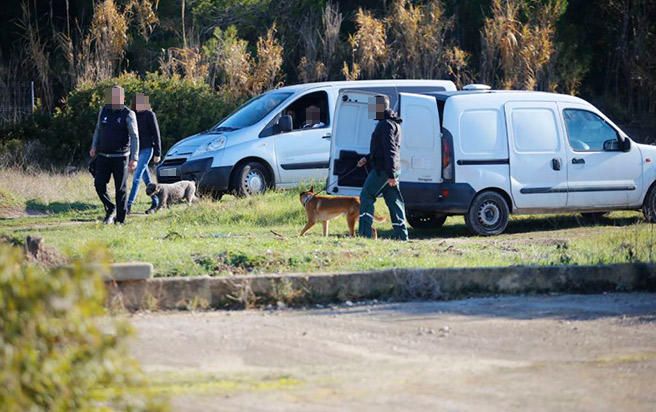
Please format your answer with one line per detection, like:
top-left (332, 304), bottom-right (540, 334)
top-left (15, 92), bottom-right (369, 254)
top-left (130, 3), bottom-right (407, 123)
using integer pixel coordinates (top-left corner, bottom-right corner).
top-left (302, 194), bottom-right (315, 207)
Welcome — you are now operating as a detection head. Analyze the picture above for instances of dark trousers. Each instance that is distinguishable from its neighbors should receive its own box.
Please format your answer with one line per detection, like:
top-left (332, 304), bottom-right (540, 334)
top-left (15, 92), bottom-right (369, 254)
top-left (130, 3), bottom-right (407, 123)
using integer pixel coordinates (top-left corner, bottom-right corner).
top-left (358, 169), bottom-right (409, 240)
top-left (94, 155), bottom-right (128, 223)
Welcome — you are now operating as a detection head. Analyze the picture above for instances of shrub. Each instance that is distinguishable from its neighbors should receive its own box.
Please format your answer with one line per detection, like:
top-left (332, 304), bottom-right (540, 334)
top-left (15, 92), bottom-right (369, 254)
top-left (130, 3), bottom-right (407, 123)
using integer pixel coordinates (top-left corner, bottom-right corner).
top-left (1, 72), bottom-right (236, 166)
top-left (0, 244), bottom-right (167, 411)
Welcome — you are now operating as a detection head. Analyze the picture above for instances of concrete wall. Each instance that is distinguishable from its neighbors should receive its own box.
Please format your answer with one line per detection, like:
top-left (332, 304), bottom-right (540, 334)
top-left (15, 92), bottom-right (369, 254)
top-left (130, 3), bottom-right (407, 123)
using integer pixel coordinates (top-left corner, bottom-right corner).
top-left (105, 263), bottom-right (656, 311)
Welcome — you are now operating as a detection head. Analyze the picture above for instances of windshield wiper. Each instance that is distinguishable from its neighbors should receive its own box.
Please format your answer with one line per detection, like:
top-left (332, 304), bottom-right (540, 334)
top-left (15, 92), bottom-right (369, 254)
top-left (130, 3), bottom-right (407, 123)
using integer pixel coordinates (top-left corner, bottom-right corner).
top-left (212, 126), bottom-right (240, 132)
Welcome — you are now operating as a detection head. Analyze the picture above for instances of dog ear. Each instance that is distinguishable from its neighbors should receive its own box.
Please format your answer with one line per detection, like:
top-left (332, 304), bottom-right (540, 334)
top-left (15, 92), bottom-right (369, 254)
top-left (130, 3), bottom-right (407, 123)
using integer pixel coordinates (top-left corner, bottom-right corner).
top-left (309, 185), bottom-right (314, 193)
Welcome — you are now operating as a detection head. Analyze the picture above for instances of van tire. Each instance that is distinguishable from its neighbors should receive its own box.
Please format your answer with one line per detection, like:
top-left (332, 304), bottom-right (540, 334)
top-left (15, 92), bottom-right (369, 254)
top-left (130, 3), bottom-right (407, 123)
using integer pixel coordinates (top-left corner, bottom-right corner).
top-left (232, 162), bottom-right (269, 197)
top-left (465, 191), bottom-right (509, 236)
top-left (643, 185), bottom-right (656, 223)
top-left (406, 211), bottom-right (447, 230)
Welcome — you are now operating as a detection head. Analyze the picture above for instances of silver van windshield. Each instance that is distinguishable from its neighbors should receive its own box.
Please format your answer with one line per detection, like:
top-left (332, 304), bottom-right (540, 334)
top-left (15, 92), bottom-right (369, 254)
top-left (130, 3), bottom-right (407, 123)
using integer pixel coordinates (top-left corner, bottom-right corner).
top-left (212, 92), bottom-right (293, 131)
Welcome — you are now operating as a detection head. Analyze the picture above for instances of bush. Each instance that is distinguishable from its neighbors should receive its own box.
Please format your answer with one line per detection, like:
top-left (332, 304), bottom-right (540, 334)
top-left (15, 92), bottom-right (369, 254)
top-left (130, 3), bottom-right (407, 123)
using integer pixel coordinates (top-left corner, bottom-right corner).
top-left (0, 72), bottom-right (237, 166)
top-left (0, 244), bottom-right (167, 411)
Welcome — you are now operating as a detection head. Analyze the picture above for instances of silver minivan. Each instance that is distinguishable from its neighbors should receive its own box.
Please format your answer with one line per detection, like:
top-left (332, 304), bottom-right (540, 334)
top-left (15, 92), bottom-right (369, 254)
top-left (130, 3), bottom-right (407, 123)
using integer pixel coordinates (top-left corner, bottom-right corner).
top-left (156, 80), bottom-right (456, 198)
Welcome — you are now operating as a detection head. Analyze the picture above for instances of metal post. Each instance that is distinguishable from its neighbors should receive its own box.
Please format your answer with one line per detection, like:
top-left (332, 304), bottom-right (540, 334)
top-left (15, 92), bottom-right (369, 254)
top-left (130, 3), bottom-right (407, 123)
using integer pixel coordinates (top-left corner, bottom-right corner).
top-left (30, 81), bottom-right (35, 113)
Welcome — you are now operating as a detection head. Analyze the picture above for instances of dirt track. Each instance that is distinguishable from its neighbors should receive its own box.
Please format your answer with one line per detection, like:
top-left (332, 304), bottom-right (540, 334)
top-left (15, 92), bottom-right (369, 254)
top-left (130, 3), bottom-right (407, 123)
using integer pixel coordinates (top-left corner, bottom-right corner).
top-left (129, 293), bottom-right (656, 411)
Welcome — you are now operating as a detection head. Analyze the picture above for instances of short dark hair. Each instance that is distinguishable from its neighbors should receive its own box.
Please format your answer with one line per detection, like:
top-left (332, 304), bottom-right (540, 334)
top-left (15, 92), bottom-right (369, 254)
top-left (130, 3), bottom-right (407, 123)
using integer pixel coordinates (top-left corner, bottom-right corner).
top-left (375, 94), bottom-right (390, 109)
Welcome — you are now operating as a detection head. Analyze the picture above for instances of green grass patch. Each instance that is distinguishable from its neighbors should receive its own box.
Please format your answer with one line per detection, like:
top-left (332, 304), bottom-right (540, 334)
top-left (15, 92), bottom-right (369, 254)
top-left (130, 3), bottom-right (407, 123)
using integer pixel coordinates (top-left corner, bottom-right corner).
top-left (2, 178), bottom-right (656, 276)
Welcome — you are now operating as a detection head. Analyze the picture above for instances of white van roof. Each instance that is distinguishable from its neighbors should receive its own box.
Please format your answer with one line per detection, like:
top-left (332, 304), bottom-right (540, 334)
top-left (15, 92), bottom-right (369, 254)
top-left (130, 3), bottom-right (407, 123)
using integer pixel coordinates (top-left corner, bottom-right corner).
top-left (272, 79), bottom-right (458, 94)
top-left (429, 89), bottom-right (589, 105)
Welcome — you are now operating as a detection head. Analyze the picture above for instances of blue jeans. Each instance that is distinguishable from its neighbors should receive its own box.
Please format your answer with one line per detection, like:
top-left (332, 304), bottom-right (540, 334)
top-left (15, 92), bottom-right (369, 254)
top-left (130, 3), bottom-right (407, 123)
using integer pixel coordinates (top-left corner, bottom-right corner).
top-left (127, 147), bottom-right (158, 209)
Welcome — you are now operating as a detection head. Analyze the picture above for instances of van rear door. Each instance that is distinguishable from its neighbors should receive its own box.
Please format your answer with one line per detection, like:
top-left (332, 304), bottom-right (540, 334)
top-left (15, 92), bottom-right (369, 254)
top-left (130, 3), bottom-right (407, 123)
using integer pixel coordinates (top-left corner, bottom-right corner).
top-left (327, 90), bottom-right (380, 196)
top-left (397, 93), bottom-right (442, 185)
top-left (327, 91), bottom-right (441, 196)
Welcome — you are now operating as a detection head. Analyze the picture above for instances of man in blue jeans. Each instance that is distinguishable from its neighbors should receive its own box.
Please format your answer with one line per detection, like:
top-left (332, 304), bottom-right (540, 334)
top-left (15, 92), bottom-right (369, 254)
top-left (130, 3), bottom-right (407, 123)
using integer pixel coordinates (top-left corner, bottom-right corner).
top-left (356, 95), bottom-right (409, 241)
top-left (127, 93), bottom-right (162, 214)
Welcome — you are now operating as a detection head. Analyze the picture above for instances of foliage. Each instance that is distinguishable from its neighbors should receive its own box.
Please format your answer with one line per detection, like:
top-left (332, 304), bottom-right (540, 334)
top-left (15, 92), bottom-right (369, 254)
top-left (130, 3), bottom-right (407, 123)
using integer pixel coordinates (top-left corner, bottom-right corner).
top-left (343, 9), bottom-right (387, 80)
top-left (481, 0), bottom-right (567, 90)
top-left (6, 72), bottom-right (235, 165)
top-left (0, 244), bottom-right (168, 411)
top-left (202, 24), bottom-right (284, 102)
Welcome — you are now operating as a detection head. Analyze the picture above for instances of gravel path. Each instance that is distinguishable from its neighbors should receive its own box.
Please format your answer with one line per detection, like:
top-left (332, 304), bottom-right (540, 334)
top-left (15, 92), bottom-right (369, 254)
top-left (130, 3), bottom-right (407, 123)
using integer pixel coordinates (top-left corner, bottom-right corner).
top-left (129, 293), bottom-right (656, 411)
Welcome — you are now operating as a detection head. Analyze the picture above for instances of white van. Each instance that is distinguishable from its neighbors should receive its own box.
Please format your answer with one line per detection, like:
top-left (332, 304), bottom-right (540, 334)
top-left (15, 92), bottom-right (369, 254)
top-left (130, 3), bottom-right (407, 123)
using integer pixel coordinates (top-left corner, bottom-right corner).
top-left (327, 89), bottom-right (656, 235)
top-left (156, 80), bottom-right (456, 198)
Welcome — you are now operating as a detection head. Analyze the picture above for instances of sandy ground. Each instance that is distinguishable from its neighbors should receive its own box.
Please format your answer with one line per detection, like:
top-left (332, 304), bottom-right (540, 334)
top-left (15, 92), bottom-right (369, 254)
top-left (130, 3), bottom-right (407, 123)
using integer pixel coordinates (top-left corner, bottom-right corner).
top-left (129, 293), bottom-right (656, 411)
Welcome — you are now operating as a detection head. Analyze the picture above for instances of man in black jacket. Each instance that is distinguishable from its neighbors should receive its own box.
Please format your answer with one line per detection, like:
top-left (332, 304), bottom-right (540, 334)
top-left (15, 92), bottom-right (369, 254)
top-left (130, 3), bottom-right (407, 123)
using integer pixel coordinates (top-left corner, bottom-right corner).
top-left (356, 95), bottom-right (409, 241)
top-left (90, 86), bottom-right (139, 224)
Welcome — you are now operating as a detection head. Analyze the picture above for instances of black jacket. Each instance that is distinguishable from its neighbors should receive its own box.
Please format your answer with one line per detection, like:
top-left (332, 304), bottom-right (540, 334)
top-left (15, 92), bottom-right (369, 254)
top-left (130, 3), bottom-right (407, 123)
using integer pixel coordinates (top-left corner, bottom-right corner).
top-left (367, 109), bottom-right (402, 178)
top-left (136, 110), bottom-right (162, 157)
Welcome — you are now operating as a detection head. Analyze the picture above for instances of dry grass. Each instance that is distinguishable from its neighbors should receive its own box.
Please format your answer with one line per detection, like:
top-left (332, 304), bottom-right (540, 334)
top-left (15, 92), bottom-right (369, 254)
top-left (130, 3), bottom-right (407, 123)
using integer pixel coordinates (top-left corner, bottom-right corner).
top-left (481, 0), bottom-right (566, 90)
top-left (0, 168), bottom-right (102, 218)
top-left (343, 8), bottom-right (387, 80)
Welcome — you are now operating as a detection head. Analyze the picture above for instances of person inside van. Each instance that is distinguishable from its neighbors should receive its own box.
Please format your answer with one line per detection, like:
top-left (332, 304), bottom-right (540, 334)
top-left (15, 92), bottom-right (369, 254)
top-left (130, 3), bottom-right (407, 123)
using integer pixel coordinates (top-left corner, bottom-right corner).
top-left (356, 95), bottom-right (408, 241)
top-left (127, 93), bottom-right (162, 214)
top-left (302, 105), bottom-right (325, 129)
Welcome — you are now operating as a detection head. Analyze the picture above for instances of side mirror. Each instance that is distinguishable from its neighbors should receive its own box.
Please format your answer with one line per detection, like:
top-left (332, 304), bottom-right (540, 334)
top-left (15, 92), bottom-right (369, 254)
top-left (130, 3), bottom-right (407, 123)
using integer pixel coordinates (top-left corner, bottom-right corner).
top-left (622, 138), bottom-right (631, 152)
top-left (603, 139), bottom-right (621, 151)
top-left (278, 115), bottom-right (293, 133)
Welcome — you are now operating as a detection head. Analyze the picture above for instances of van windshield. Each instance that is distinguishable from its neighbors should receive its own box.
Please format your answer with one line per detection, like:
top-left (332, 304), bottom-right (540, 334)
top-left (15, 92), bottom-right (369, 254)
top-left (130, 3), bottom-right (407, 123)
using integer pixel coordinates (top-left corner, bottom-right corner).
top-left (212, 92), bottom-right (292, 131)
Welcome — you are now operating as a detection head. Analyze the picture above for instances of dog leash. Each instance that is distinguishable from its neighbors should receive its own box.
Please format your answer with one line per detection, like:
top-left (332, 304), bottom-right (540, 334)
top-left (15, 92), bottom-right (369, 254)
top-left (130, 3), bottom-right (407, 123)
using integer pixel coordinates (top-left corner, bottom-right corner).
top-left (320, 164), bottom-right (368, 195)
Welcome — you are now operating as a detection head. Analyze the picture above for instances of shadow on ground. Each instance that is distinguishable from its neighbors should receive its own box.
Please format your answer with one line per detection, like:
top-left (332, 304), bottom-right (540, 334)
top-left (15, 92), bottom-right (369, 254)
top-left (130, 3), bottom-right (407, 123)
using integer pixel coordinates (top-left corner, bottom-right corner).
top-left (25, 199), bottom-right (98, 214)
top-left (373, 214), bottom-right (644, 239)
top-left (313, 293), bottom-right (656, 322)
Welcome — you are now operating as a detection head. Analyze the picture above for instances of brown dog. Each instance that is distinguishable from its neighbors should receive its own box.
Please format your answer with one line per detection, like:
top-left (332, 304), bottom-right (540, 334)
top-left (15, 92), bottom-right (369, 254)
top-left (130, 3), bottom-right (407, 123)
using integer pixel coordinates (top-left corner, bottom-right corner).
top-left (299, 186), bottom-right (385, 237)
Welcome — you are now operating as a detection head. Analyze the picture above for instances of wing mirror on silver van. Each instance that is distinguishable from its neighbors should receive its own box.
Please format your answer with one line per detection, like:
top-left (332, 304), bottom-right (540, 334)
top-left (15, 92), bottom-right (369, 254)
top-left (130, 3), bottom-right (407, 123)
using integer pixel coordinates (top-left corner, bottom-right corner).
top-left (603, 138), bottom-right (631, 152)
top-left (279, 115), bottom-right (293, 133)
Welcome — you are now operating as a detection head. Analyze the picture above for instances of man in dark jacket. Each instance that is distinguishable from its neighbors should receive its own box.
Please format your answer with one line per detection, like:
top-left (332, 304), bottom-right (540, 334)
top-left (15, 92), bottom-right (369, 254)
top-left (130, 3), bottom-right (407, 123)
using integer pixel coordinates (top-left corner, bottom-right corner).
top-left (357, 95), bottom-right (408, 241)
top-left (90, 86), bottom-right (139, 224)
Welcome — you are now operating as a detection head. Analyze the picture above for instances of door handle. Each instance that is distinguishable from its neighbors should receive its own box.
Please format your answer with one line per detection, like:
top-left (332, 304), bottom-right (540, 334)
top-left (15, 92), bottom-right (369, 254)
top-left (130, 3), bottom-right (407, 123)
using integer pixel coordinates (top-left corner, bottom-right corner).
top-left (572, 158), bottom-right (585, 165)
top-left (322, 134), bottom-right (332, 139)
top-left (552, 158), bottom-right (561, 171)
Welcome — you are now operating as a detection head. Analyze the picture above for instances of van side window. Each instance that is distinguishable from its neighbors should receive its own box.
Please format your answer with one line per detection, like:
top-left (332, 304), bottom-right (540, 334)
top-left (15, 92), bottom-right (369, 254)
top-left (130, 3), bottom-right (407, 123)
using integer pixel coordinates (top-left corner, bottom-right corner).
top-left (563, 109), bottom-right (619, 152)
top-left (259, 91), bottom-right (329, 137)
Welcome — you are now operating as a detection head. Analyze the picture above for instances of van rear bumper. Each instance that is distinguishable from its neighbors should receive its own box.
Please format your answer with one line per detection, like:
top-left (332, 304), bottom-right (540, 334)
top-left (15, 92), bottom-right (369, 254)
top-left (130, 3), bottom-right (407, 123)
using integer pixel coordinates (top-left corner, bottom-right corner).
top-left (401, 182), bottom-right (475, 214)
top-left (180, 158), bottom-right (231, 193)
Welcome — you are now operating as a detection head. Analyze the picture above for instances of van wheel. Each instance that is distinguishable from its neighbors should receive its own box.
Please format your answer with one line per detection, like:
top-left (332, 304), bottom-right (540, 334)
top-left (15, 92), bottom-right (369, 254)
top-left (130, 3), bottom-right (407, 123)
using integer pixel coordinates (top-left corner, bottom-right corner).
top-left (464, 191), bottom-right (509, 236)
top-left (232, 162), bottom-right (269, 197)
top-left (643, 185), bottom-right (656, 223)
top-left (580, 212), bottom-right (609, 223)
top-left (406, 211), bottom-right (447, 230)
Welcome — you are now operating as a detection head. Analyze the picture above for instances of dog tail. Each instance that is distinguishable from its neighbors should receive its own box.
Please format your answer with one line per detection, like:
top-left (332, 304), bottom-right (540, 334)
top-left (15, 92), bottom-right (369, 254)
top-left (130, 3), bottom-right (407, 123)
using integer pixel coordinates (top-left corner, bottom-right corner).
top-left (374, 214), bottom-right (386, 223)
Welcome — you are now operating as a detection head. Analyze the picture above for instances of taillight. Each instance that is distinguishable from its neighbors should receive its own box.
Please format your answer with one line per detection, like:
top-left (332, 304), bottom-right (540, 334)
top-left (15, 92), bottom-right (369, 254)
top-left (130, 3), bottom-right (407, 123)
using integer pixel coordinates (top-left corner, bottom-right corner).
top-left (441, 137), bottom-right (450, 170)
top-left (442, 134), bottom-right (454, 181)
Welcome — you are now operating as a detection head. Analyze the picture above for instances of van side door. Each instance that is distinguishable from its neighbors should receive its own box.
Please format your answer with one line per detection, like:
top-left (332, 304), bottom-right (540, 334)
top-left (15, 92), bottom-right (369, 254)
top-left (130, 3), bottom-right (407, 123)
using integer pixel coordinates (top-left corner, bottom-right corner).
top-left (558, 103), bottom-right (642, 208)
top-left (504, 101), bottom-right (568, 210)
top-left (261, 90), bottom-right (333, 185)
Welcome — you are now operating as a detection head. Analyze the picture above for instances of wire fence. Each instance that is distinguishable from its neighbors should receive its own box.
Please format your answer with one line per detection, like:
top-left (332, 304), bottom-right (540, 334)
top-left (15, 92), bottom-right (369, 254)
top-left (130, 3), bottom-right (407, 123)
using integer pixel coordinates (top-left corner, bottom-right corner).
top-left (0, 81), bottom-right (34, 125)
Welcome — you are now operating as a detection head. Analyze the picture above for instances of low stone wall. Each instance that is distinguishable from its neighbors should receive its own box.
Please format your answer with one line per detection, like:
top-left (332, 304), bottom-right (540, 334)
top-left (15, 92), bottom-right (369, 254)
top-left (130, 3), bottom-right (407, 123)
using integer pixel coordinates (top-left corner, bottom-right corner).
top-left (105, 263), bottom-right (656, 311)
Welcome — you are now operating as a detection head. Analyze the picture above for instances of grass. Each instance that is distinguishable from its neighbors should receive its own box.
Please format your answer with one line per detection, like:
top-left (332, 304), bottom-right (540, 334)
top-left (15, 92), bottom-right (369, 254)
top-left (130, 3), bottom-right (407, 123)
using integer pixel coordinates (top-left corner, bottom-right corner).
top-left (2, 168), bottom-right (656, 277)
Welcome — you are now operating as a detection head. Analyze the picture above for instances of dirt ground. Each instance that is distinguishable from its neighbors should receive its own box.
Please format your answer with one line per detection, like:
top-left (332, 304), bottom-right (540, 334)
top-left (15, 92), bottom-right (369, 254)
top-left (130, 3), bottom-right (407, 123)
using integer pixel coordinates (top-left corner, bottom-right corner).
top-left (129, 293), bottom-right (656, 411)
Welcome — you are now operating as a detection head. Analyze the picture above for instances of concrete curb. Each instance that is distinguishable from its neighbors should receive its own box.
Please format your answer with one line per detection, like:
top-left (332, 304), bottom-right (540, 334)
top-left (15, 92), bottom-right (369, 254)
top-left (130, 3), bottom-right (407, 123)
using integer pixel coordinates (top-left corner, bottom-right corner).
top-left (105, 263), bottom-right (656, 311)
top-left (106, 262), bottom-right (153, 281)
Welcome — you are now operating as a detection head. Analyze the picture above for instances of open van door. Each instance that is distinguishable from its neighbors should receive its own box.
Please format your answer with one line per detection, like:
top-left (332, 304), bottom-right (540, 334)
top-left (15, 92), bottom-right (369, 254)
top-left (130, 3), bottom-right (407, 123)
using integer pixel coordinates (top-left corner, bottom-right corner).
top-left (397, 93), bottom-right (442, 185)
top-left (327, 90), bottom-right (380, 196)
top-left (327, 91), bottom-right (442, 196)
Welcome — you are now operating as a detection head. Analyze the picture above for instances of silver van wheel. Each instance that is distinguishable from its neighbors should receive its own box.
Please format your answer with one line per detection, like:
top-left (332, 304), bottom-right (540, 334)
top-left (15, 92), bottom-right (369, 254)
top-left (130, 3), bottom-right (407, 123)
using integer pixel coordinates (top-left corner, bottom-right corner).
top-left (465, 191), bottom-right (510, 236)
top-left (233, 162), bottom-right (269, 197)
